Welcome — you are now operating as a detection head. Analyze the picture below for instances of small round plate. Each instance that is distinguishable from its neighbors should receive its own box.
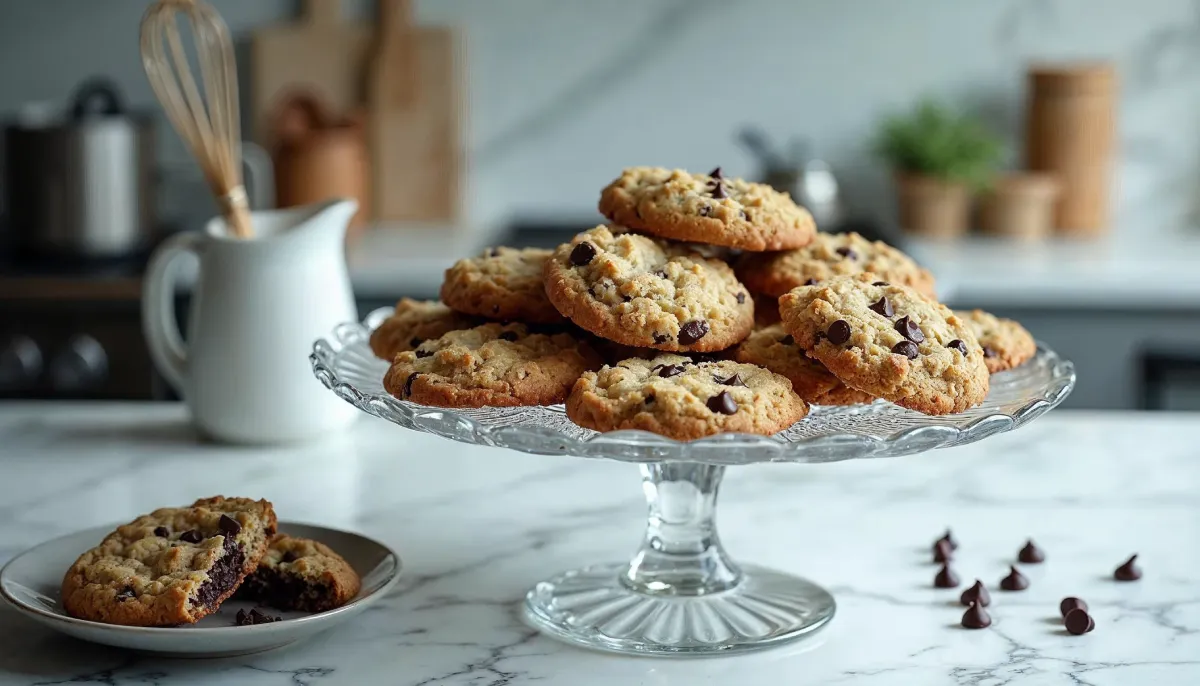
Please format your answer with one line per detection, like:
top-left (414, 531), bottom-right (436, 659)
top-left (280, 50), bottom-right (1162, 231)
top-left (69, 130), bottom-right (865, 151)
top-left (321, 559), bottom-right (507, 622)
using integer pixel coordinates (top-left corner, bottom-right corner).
top-left (0, 522), bottom-right (401, 658)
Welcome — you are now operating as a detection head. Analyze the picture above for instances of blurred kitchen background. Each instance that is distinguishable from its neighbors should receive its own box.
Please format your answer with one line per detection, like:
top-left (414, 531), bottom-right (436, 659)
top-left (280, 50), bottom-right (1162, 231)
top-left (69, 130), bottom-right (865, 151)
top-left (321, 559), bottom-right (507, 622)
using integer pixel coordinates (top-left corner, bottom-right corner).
top-left (1, 0), bottom-right (1199, 410)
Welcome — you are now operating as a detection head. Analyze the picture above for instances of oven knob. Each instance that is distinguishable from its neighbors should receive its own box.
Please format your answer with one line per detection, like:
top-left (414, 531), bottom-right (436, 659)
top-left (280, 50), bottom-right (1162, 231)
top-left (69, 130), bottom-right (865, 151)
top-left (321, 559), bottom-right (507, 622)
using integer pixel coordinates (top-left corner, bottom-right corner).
top-left (50, 335), bottom-right (109, 392)
top-left (0, 336), bottom-right (44, 391)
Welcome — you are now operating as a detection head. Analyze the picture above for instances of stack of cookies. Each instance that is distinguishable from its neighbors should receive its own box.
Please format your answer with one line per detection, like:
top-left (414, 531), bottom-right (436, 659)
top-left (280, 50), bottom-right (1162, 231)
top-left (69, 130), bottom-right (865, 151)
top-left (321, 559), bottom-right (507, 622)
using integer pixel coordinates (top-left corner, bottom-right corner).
top-left (370, 166), bottom-right (1037, 440)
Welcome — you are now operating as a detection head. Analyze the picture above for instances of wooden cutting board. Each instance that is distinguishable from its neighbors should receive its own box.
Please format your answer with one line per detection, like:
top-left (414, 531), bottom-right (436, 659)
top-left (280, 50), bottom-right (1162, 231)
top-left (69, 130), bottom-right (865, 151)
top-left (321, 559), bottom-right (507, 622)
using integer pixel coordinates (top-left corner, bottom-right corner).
top-left (251, 0), bottom-right (372, 148)
top-left (368, 0), bottom-right (461, 222)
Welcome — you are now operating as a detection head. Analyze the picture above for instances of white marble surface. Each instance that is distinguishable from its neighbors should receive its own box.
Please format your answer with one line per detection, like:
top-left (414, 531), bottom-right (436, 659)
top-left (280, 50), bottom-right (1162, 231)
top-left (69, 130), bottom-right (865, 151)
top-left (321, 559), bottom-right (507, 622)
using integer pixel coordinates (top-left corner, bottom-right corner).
top-left (0, 403), bottom-right (1198, 685)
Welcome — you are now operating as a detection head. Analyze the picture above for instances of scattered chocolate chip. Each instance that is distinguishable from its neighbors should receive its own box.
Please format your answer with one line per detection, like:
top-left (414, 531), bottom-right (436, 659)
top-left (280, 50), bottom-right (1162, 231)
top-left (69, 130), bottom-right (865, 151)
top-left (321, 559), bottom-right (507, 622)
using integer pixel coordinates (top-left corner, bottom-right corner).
top-left (404, 372), bottom-right (420, 397)
top-left (1060, 597), bottom-right (1088, 617)
top-left (947, 339), bottom-right (968, 355)
top-left (179, 529), bottom-right (204, 544)
top-left (218, 514), bottom-right (241, 536)
top-left (282, 551), bottom-right (299, 563)
top-left (116, 586), bottom-right (136, 601)
top-left (698, 205), bottom-right (712, 217)
top-left (778, 334), bottom-right (794, 345)
top-left (962, 601), bottom-right (992, 629)
top-left (706, 391), bottom-right (738, 415)
top-left (409, 337), bottom-right (423, 348)
top-left (570, 241), bottom-right (598, 266)
top-left (621, 294), bottom-right (632, 303)
top-left (653, 332), bottom-right (671, 345)
top-left (678, 320), bottom-right (710, 345)
top-left (869, 296), bottom-right (894, 318)
top-left (711, 180), bottom-right (728, 199)
top-left (872, 280), bottom-right (889, 286)
top-left (153, 526), bottom-right (170, 538)
top-left (415, 349), bottom-right (433, 358)
top-left (1018, 539), bottom-right (1045, 564)
top-left (804, 278), bottom-right (819, 286)
top-left (717, 373), bottom-right (747, 387)
top-left (960, 580), bottom-right (991, 607)
top-left (1064, 608), bottom-right (1095, 635)
top-left (736, 292), bottom-right (746, 304)
top-left (835, 247), bottom-right (857, 260)
top-left (709, 166), bottom-right (723, 179)
top-left (826, 320), bottom-right (851, 345)
top-left (934, 539), bottom-right (954, 563)
top-left (691, 354), bottom-right (720, 364)
top-left (653, 270), bottom-right (668, 279)
top-left (645, 393), bottom-right (655, 404)
top-left (237, 608), bottom-right (283, 626)
top-left (1114, 554), bottom-right (1142, 581)
top-left (236, 608), bottom-right (247, 625)
top-left (983, 346), bottom-right (997, 358)
top-left (936, 529), bottom-right (959, 551)
top-left (1000, 565), bottom-right (1030, 591)
top-left (892, 341), bottom-right (919, 359)
top-left (894, 316), bottom-right (925, 343)
top-left (487, 247), bottom-right (502, 257)
top-left (653, 364), bottom-right (684, 378)
top-left (934, 563), bottom-right (960, 588)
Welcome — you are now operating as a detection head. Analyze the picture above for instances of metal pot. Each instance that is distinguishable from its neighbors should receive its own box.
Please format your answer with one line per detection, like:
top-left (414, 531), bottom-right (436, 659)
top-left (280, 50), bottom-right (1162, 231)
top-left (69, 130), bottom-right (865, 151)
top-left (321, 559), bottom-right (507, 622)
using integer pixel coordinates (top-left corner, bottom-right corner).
top-left (4, 77), bottom-right (156, 260)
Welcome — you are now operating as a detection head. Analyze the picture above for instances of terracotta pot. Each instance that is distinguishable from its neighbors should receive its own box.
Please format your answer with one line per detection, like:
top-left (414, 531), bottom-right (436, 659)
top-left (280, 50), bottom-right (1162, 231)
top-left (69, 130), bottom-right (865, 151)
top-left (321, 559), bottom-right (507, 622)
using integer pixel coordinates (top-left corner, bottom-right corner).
top-left (979, 173), bottom-right (1061, 240)
top-left (894, 174), bottom-right (971, 239)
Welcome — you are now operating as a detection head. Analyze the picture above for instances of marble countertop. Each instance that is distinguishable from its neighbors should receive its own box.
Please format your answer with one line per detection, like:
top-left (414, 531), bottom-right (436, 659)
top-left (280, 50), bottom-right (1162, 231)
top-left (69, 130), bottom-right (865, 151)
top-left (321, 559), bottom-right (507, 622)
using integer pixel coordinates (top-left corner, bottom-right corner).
top-left (0, 403), bottom-right (1198, 685)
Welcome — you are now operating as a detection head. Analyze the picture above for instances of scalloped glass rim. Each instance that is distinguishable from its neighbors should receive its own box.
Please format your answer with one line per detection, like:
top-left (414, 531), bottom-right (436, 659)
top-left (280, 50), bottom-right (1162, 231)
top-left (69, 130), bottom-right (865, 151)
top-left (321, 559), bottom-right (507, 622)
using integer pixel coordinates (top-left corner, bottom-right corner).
top-left (310, 308), bottom-right (1076, 465)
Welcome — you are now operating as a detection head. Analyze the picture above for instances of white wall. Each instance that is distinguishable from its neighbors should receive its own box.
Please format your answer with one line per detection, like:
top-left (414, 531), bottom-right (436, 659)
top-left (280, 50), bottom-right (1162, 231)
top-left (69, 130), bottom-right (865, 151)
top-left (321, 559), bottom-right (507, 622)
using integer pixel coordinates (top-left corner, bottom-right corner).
top-left (2, 0), bottom-right (1197, 234)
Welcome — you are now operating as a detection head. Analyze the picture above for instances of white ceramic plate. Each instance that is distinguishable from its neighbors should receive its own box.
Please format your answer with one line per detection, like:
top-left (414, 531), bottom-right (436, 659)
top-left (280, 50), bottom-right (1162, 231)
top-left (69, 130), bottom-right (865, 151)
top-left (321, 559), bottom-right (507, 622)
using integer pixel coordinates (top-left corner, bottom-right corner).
top-left (0, 522), bottom-right (401, 657)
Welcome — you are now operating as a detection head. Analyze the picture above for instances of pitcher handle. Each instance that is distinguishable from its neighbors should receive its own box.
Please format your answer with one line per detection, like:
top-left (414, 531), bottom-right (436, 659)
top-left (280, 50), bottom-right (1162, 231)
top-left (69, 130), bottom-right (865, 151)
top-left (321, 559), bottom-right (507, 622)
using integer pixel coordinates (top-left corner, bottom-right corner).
top-left (142, 231), bottom-right (201, 393)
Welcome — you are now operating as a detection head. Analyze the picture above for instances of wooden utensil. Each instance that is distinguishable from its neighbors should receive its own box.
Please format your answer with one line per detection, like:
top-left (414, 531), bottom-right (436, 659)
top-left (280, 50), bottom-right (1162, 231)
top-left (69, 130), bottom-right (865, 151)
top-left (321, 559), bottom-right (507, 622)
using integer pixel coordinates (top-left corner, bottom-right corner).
top-left (251, 0), bottom-right (372, 148)
top-left (368, 0), bottom-right (461, 222)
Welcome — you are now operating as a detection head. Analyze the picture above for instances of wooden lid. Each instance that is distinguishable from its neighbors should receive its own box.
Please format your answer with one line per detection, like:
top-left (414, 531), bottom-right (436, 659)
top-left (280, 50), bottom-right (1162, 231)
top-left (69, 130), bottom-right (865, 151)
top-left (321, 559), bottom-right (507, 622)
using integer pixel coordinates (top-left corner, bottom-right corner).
top-left (1029, 63), bottom-right (1116, 96)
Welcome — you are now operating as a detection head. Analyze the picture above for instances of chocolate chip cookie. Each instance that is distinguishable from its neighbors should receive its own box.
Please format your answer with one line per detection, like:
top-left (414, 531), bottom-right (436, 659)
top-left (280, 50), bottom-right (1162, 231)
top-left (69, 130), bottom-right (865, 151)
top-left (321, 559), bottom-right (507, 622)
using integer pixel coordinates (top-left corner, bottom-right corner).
top-left (735, 324), bottom-right (875, 405)
top-left (543, 225), bottom-right (754, 352)
top-left (383, 322), bottom-right (602, 407)
top-left (369, 298), bottom-right (478, 361)
top-left (566, 354), bottom-right (808, 439)
top-left (61, 496), bottom-right (277, 626)
top-left (441, 247), bottom-right (565, 324)
top-left (599, 167), bottom-right (816, 251)
top-left (779, 277), bottom-right (989, 415)
top-left (736, 231), bottom-right (936, 298)
top-left (237, 534), bottom-right (360, 613)
top-left (957, 309), bottom-right (1036, 373)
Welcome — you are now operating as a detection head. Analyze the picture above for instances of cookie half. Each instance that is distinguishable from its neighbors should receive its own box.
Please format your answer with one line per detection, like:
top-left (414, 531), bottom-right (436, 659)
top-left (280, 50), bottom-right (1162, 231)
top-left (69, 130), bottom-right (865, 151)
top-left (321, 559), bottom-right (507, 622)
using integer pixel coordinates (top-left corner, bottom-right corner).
top-left (957, 309), bottom-right (1036, 373)
top-left (736, 231), bottom-right (936, 298)
top-left (543, 225), bottom-right (754, 352)
top-left (599, 167), bottom-right (816, 251)
top-left (779, 277), bottom-right (989, 415)
top-left (735, 324), bottom-right (875, 405)
top-left (61, 496), bottom-right (277, 626)
top-left (369, 298), bottom-right (478, 361)
top-left (441, 247), bottom-right (565, 324)
top-left (383, 322), bottom-right (602, 407)
top-left (237, 534), bottom-right (361, 613)
top-left (567, 355), bottom-right (808, 440)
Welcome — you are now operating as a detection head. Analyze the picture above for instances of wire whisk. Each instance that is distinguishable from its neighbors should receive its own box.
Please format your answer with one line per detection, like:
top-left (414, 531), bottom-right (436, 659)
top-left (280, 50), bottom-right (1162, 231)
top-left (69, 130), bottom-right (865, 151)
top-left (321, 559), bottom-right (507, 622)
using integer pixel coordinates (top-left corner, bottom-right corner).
top-left (140, 0), bottom-right (252, 238)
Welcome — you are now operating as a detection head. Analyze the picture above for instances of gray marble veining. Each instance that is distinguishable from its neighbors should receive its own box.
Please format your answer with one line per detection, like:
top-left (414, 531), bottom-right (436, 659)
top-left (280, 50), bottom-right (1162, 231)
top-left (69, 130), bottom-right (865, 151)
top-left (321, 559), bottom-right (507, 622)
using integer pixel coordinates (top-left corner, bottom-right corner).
top-left (0, 403), bottom-right (1198, 685)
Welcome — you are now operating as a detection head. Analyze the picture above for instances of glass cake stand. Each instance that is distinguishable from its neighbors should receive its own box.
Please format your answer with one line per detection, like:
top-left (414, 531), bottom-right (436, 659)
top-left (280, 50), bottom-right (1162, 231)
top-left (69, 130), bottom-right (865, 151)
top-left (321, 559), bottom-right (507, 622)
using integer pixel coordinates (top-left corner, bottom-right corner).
top-left (310, 308), bottom-right (1076, 657)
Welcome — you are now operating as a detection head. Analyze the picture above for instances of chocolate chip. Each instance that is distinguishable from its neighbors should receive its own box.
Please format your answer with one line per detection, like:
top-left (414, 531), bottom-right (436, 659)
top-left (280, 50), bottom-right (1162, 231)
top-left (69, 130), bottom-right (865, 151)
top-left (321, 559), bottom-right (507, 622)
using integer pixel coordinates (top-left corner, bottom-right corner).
top-left (892, 340), bottom-right (919, 359)
top-left (179, 530), bottom-right (204, 544)
top-left (403, 372), bottom-right (420, 397)
top-left (778, 334), bottom-right (794, 345)
top-left (487, 247), bottom-right (502, 257)
top-left (1060, 597), bottom-right (1088, 617)
top-left (934, 563), bottom-right (960, 588)
top-left (678, 320), bottom-right (710, 345)
top-left (936, 529), bottom-right (959, 551)
top-left (961, 601), bottom-right (992, 629)
top-left (826, 320), bottom-right (851, 345)
top-left (894, 316), bottom-right (925, 343)
top-left (706, 391), bottom-right (737, 415)
top-left (960, 580), bottom-right (991, 607)
top-left (415, 349), bottom-right (433, 358)
top-left (736, 292), bottom-right (746, 304)
top-left (236, 608), bottom-right (248, 626)
top-left (570, 241), bottom-right (597, 266)
top-left (835, 247), bottom-right (857, 260)
top-left (1000, 565), bottom-right (1030, 591)
top-left (934, 538), bottom-right (953, 563)
top-left (872, 280), bottom-right (889, 286)
top-left (153, 526), bottom-right (170, 538)
top-left (1064, 608), bottom-right (1095, 635)
top-left (711, 180), bottom-right (728, 199)
top-left (804, 278), bottom-right (818, 286)
top-left (717, 373), bottom-right (747, 387)
top-left (653, 364), bottom-right (684, 378)
top-left (653, 332), bottom-right (671, 345)
top-left (983, 345), bottom-right (997, 358)
top-left (282, 551), bottom-right (299, 563)
top-left (869, 296), bottom-right (894, 318)
top-left (498, 331), bottom-right (519, 342)
top-left (653, 270), bottom-right (668, 279)
top-left (116, 586), bottom-right (136, 601)
top-left (409, 337), bottom-right (423, 348)
top-left (709, 166), bottom-right (723, 179)
top-left (1018, 539), bottom-right (1045, 564)
top-left (218, 514), bottom-right (241, 536)
top-left (739, 210), bottom-right (747, 220)
top-left (1114, 554), bottom-right (1142, 581)
top-left (947, 339), bottom-right (968, 355)
top-left (698, 205), bottom-right (712, 217)
top-left (691, 354), bottom-right (720, 364)
top-left (622, 294), bottom-right (631, 302)
top-left (644, 393), bottom-right (655, 404)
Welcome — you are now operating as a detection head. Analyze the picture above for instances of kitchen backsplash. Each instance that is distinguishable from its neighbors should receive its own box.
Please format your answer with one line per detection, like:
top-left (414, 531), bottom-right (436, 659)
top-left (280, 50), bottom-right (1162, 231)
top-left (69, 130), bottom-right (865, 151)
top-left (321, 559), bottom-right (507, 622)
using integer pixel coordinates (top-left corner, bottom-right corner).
top-left (1, 0), bottom-right (1198, 235)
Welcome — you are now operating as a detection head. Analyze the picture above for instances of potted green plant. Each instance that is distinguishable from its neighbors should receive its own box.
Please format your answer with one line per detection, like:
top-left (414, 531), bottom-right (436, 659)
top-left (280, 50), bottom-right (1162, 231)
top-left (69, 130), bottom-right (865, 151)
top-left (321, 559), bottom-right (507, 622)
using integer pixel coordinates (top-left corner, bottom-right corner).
top-left (874, 99), bottom-right (1003, 238)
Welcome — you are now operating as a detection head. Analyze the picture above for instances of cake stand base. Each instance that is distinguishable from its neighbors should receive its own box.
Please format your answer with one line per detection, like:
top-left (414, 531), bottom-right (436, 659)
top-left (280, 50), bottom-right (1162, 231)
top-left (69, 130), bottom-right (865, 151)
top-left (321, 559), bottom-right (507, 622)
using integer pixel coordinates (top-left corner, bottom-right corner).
top-left (521, 462), bottom-right (835, 656)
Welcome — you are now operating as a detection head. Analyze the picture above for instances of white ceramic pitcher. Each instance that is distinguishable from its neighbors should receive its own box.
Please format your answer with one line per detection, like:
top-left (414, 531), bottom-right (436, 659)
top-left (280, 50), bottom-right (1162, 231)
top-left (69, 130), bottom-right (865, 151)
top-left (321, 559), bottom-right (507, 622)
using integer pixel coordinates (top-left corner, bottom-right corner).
top-left (143, 199), bottom-right (360, 444)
